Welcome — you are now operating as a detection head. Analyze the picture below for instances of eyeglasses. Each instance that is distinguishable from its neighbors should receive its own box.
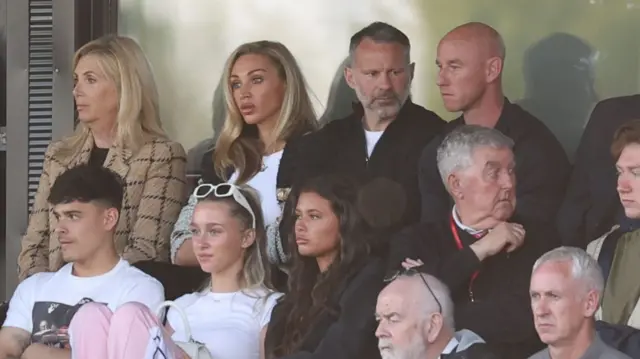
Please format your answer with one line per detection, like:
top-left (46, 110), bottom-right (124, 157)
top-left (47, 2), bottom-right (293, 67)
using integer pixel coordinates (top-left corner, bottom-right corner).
top-left (193, 183), bottom-right (256, 229)
top-left (384, 267), bottom-right (442, 314)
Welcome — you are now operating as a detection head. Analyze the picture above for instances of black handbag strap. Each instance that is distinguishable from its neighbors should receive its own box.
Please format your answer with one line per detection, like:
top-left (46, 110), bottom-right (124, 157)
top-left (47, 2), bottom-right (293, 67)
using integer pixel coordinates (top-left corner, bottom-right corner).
top-left (598, 228), bottom-right (624, 284)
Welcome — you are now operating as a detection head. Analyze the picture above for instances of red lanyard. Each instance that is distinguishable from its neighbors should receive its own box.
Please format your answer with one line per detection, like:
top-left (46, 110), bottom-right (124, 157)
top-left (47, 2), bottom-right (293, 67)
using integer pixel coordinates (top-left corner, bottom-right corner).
top-left (450, 215), bottom-right (479, 302)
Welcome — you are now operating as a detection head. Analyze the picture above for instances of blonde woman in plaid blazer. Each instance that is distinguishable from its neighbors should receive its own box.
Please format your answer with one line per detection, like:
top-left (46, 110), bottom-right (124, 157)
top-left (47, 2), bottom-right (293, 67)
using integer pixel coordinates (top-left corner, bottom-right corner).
top-left (17, 35), bottom-right (187, 280)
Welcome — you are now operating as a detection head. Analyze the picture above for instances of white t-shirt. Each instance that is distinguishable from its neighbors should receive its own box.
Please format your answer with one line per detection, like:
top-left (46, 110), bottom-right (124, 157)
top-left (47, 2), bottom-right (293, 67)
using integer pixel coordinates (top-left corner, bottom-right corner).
top-left (365, 129), bottom-right (384, 158)
top-left (229, 150), bottom-right (283, 228)
top-left (167, 288), bottom-right (282, 359)
top-left (3, 259), bottom-right (164, 347)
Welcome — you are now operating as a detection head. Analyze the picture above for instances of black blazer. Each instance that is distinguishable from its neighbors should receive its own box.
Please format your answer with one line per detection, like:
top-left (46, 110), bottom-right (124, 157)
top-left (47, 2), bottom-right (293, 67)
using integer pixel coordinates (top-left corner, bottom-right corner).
top-left (419, 99), bottom-right (569, 225)
top-left (294, 100), bottom-right (445, 227)
top-left (557, 95), bottom-right (640, 247)
top-left (264, 258), bottom-right (386, 359)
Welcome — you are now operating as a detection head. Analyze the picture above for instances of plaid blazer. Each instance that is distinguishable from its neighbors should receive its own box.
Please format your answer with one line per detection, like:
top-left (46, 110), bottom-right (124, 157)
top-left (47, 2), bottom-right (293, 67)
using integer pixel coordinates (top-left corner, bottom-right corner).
top-left (17, 134), bottom-right (187, 280)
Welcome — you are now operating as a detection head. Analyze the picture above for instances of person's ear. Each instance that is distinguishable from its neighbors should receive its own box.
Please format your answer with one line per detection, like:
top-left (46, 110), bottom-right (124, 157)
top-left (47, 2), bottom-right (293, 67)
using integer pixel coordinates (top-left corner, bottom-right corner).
top-left (486, 57), bottom-right (503, 83)
top-left (425, 313), bottom-right (444, 343)
top-left (447, 173), bottom-right (464, 200)
top-left (583, 289), bottom-right (600, 317)
top-left (241, 228), bottom-right (256, 249)
top-left (103, 208), bottom-right (119, 231)
top-left (344, 65), bottom-right (357, 90)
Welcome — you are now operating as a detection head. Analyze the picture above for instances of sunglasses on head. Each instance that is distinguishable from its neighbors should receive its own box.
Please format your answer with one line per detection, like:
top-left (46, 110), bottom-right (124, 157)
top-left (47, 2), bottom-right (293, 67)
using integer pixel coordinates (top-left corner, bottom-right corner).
top-left (193, 183), bottom-right (256, 229)
top-left (385, 267), bottom-right (443, 314)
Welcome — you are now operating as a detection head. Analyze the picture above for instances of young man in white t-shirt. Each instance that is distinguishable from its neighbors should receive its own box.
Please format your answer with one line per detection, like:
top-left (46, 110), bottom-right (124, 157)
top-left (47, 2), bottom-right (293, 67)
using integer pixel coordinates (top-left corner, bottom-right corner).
top-left (0, 164), bottom-right (165, 359)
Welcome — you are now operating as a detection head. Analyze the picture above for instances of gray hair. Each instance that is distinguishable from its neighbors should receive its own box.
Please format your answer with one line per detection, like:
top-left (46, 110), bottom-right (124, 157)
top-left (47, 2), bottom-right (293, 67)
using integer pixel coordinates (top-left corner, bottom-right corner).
top-left (403, 273), bottom-right (455, 330)
top-left (436, 125), bottom-right (514, 185)
top-left (533, 246), bottom-right (605, 297)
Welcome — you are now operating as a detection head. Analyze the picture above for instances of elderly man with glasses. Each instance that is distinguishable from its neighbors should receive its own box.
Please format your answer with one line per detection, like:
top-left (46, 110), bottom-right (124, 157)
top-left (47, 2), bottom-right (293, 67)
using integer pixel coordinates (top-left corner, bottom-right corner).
top-left (376, 270), bottom-right (498, 359)
top-left (389, 125), bottom-right (557, 358)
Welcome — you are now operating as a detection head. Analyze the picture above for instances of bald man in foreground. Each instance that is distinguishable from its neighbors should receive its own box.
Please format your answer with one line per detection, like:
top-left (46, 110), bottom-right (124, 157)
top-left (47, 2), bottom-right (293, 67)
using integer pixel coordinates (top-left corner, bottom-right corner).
top-left (419, 22), bottom-right (569, 226)
top-left (376, 272), bottom-right (499, 359)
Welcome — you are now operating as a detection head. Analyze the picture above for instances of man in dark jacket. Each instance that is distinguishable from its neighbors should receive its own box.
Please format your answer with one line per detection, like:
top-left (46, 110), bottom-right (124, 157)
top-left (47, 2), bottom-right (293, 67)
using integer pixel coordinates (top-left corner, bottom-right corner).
top-left (420, 22), bottom-right (569, 225)
top-left (376, 271), bottom-right (500, 359)
top-left (294, 21), bottom-right (445, 227)
top-left (390, 126), bottom-right (554, 358)
top-left (557, 94), bottom-right (640, 247)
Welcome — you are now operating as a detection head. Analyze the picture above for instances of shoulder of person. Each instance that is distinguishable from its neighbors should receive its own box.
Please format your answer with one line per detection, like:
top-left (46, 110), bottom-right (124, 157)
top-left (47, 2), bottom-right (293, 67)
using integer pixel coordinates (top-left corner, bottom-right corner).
top-left (43, 135), bottom-right (84, 163)
top-left (508, 102), bottom-right (560, 138)
top-left (604, 345), bottom-right (634, 359)
top-left (526, 348), bottom-right (549, 359)
top-left (121, 262), bottom-right (164, 290)
top-left (172, 291), bottom-right (202, 309)
top-left (135, 137), bottom-right (187, 159)
top-left (317, 113), bottom-right (358, 136)
top-left (456, 342), bottom-right (502, 359)
top-left (18, 271), bottom-right (57, 292)
top-left (342, 257), bottom-right (386, 297)
top-left (45, 137), bottom-right (70, 156)
top-left (594, 94), bottom-right (640, 116)
top-left (403, 101), bottom-right (446, 128)
top-left (587, 225), bottom-right (620, 259)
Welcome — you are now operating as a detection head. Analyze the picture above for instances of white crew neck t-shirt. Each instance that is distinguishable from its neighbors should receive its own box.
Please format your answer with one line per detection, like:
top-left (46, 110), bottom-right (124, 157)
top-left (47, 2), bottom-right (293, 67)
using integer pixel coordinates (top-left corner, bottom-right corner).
top-left (167, 288), bottom-right (282, 359)
top-left (364, 129), bottom-right (384, 158)
top-left (3, 259), bottom-right (164, 347)
top-left (229, 150), bottom-right (284, 228)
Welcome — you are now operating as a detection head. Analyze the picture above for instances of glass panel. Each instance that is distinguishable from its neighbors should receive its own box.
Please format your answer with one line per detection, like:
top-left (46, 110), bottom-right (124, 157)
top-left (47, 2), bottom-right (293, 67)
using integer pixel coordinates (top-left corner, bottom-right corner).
top-left (119, 0), bottom-right (640, 162)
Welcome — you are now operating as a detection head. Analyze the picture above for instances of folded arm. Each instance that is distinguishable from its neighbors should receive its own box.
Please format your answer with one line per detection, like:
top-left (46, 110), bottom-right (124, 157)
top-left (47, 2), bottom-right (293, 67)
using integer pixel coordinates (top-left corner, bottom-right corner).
top-left (455, 230), bottom-right (550, 345)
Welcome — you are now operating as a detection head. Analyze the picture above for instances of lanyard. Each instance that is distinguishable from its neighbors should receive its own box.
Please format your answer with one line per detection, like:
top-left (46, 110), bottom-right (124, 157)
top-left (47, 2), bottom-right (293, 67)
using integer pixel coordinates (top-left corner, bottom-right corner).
top-left (450, 215), bottom-right (479, 302)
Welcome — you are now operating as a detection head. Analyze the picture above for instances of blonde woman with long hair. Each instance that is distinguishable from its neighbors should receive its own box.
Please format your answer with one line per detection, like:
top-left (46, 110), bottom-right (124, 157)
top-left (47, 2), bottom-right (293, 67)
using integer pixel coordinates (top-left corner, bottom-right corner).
top-left (68, 184), bottom-right (281, 359)
top-left (18, 35), bottom-right (187, 280)
top-left (171, 41), bottom-right (317, 288)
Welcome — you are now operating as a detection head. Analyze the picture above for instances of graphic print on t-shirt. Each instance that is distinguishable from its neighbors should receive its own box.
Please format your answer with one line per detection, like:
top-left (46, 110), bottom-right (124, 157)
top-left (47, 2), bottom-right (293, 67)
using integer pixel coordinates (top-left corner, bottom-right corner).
top-left (31, 297), bottom-right (98, 348)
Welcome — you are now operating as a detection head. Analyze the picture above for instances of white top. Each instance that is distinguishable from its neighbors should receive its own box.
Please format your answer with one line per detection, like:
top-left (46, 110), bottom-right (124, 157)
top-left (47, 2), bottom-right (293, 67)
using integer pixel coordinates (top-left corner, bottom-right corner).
top-left (452, 206), bottom-right (485, 236)
top-left (439, 337), bottom-right (460, 358)
top-left (229, 150), bottom-right (284, 228)
top-left (168, 288), bottom-right (282, 359)
top-left (3, 259), bottom-right (164, 347)
top-left (364, 129), bottom-right (384, 158)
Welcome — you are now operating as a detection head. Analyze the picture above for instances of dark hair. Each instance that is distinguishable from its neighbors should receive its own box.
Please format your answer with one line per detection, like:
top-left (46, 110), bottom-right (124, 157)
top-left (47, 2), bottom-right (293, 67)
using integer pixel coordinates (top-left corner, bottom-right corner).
top-left (611, 119), bottom-right (640, 160)
top-left (48, 164), bottom-right (124, 212)
top-left (197, 185), bottom-right (274, 291)
top-left (348, 21), bottom-right (411, 65)
top-left (270, 174), bottom-right (371, 356)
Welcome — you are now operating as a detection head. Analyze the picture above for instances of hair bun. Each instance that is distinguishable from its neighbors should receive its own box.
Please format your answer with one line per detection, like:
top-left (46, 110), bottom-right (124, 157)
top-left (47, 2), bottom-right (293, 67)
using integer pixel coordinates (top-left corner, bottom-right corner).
top-left (356, 177), bottom-right (406, 229)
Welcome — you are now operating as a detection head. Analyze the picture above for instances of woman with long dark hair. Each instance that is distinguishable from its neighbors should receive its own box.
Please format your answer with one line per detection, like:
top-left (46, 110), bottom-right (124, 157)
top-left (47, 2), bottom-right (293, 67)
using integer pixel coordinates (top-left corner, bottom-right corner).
top-left (264, 174), bottom-right (387, 359)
